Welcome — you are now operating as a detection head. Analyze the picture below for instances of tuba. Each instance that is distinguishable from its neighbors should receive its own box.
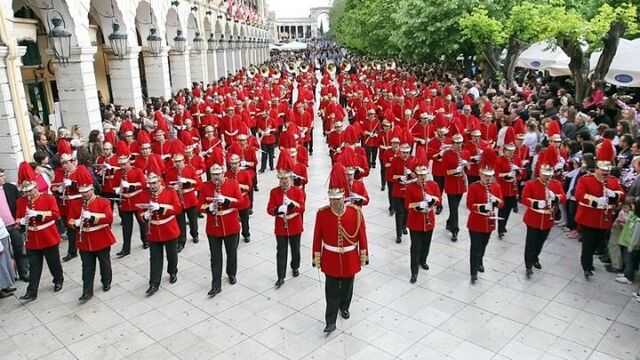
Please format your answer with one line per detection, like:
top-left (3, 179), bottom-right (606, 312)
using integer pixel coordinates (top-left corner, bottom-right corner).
top-left (340, 60), bottom-right (351, 72)
top-left (372, 60), bottom-right (382, 71)
top-left (260, 64), bottom-right (270, 77)
top-left (299, 61), bottom-right (310, 73)
top-left (326, 61), bottom-right (337, 79)
top-left (385, 61), bottom-right (396, 71)
top-left (247, 65), bottom-right (259, 78)
top-left (286, 61), bottom-right (297, 74)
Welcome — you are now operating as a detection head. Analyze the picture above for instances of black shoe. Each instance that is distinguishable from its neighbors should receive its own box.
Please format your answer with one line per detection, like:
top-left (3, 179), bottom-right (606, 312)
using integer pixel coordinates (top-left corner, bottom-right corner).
top-left (142, 243), bottom-right (149, 249)
top-left (410, 274), bottom-right (417, 284)
top-left (381, 186), bottom-right (385, 191)
top-left (103, 284), bottom-right (111, 292)
top-left (526, 268), bottom-right (533, 279)
top-left (146, 285), bottom-right (159, 296)
top-left (176, 244), bottom-right (184, 253)
top-left (478, 265), bottom-right (485, 273)
top-left (513, 205), bottom-right (518, 214)
top-left (53, 282), bottom-right (63, 292)
top-left (605, 265), bottom-right (623, 273)
top-left (323, 323), bottom-right (336, 334)
top-left (584, 270), bottom-right (593, 279)
top-left (243, 236), bottom-right (250, 243)
top-left (533, 262), bottom-right (542, 270)
top-left (116, 251), bottom-right (130, 258)
top-left (62, 254), bottom-right (77, 262)
top-left (0, 291), bottom-right (12, 299)
top-left (395, 237), bottom-right (401, 244)
top-left (169, 274), bottom-right (178, 284)
top-left (420, 263), bottom-right (429, 270)
top-left (192, 237), bottom-right (199, 244)
top-left (19, 273), bottom-right (29, 282)
top-left (2, 287), bottom-right (16, 293)
top-left (228, 276), bottom-right (237, 285)
top-left (258, 169), bottom-right (265, 174)
top-left (388, 208), bottom-right (394, 216)
top-left (275, 279), bottom-right (284, 289)
top-left (253, 187), bottom-right (259, 192)
top-left (208, 287), bottom-right (221, 297)
top-left (19, 293), bottom-right (37, 302)
top-left (78, 293), bottom-right (93, 303)
top-left (340, 309), bottom-right (350, 319)
top-left (402, 228), bottom-right (408, 235)
top-left (451, 233), bottom-right (458, 242)
top-left (498, 233), bottom-right (505, 240)
top-left (292, 269), bottom-right (300, 277)
top-left (470, 274), bottom-right (478, 284)
top-left (248, 209), bottom-right (254, 215)
top-left (436, 206), bottom-right (443, 215)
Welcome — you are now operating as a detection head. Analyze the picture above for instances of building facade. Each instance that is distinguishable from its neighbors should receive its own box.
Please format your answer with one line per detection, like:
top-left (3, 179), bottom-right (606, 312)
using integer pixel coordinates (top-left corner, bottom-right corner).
top-left (271, 5), bottom-right (331, 42)
top-left (0, 0), bottom-right (273, 181)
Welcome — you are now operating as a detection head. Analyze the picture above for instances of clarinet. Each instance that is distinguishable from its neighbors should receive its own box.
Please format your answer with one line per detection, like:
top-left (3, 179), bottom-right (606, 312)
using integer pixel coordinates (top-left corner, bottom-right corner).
top-left (421, 181), bottom-right (431, 228)
top-left (61, 170), bottom-right (69, 206)
top-left (78, 196), bottom-right (89, 242)
top-left (282, 190), bottom-right (289, 230)
top-left (177, 168), bottom-right (185, 206)
top-left (485, 182), bottom-right (498, 231)
top-left (602, 180), bottom-right (611, 223)
top-left (214, 181), bottom-right (221, 227)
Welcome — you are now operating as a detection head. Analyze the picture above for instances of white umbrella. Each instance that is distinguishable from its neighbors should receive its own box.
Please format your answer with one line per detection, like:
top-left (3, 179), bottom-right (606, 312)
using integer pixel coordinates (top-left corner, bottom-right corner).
top-left (516, 41), bottom-right (571, 76)
top-left (590, 38), bottom-right (640, 87)
top-left (277, 41), bottom-right (307, 51)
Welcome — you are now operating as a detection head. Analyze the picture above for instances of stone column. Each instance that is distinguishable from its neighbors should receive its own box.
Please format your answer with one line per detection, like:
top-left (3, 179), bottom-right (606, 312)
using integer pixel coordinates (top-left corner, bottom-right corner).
top-left (107, 46), bottom-right (144, 112)
top-left (226, 40), bottom-right (235, 75)
top-left (241, 40), bottom-right (249, 68)
top-left (168, 50), bottom-right (191, 93)
top-left (0, 46), bottom-right (33, 180)
top-left (207, 46), bottom-right (218, 83)
top-left (216, 38), bottom-right (227, 79)
top-left (54, 46), bottom-right (101, 134)
top-left (142, 47), bottom-right (172, 99)
top-left (234, 40), bottom-right (243, 71)
top-left (250, 41), bottom-right (257, 65)
top-left (189, 49), bottom-right (208, 85)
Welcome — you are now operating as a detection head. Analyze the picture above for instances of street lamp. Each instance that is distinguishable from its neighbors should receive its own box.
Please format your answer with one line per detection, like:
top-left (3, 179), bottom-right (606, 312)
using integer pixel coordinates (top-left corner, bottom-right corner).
top-left (108, 22), bottom-right (129, 58)
top-left (147, 28), bottom-right (162, 55)
top-left (193, 32), bottom-right (204, 51)
top-left (48, 17), bottom-right (72, 63)
top-left (173, 30), bottom-right (187, 52)
top-left (207, 33), bottom-right (216, 51)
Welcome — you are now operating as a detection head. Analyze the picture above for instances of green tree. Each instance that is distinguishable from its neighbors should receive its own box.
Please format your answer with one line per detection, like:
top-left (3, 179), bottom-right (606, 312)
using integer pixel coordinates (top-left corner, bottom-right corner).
top-left (334, 0), bottom-right (399, 57)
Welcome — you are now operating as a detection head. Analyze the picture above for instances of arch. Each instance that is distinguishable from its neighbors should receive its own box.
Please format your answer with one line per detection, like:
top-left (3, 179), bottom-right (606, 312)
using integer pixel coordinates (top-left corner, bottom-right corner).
top-left (165, 7), bottom-right (182, 47)
top-left (232, 21), bottom-right (239, 39)
top-left (89, 0), bottom-right (135, 49)
top-left (239, 24), bottom-right (247, 40)
top-left (214, 16), bottom-right (224, 40)
top-left (135, 0), bottom-right (161, 49)
top-left (12, 0), bottom-right (81, 47)
top-left (186, 11), bottom-right (198, 45)
top-left (203, 14), bottom-right (212, 38)
top-left (224, 19), bottom-right (232, 38)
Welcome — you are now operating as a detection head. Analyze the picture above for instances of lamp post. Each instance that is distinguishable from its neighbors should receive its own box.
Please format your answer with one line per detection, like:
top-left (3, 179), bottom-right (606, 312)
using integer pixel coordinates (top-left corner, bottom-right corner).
top-left (108, 22), bottom-right (128, 58)
top-left (147, 28), bottom-right (162, 55)
top-left (174, 30), bottom-right (187, 53)
top-left (48, 17), bottom-right (72, 63)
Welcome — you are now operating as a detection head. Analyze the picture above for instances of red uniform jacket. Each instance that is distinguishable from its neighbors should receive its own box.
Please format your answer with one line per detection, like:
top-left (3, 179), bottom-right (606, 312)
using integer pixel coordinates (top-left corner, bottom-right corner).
top-left (96, 154), bottom-right (119, 193)
top-left (466, 181), bottom-right (504, 233)
top-left (114, 166), bottom-right (146, 212)
top-left (428, 137), bottom-right (450, 178)
top-left (521, 179), bottom-right (567, 230)
top-left (443, 149), bottom-right (469, 195)
top-left (225, 169), bottom-right (252, 209)
top-left (346, 179), bottom-right (369, 206)
top-left (51, 166), bottom-right (85, 217)
top-left (389, 156), bottom-right (415, 198)
top-left (267, 186), bottom-right (306, 236)
top-left (405, 181), bottom-right (441, 232)
top-left (198, 179), bottom-right (243, 237)
top-left (312, 204), bottom-right (368, 278)
top-left (67, 196), bottom-right (116, 252)
top-left (495, 156), bottom-right (522, 198)
top-left (165, 165), bottom-right (200, 209)
top-left (16, 193), bottom-right (61, 250)
top-left (575, 174), bottom-right (624, 230)
top-left (258, 116), bottom-right (278, 145)
top-left (138, 187), bottom-right (182, 242)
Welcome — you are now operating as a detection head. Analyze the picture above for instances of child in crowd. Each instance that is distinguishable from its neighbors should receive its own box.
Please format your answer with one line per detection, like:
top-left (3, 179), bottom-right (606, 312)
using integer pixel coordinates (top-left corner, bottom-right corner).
top-left (615, 198), bottom-right (640, 285)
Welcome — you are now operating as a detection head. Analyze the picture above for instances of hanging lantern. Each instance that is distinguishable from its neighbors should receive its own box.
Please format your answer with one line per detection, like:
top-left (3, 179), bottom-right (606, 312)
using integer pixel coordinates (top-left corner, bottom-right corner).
top-left (207, 33), bottom-right (216, 51)
top-left (48, 17), bottom-right (72, 63)
top-left (108, 22), bottom-right (129, 58)
top-left (147, 28), bottom-right (162, 55)
top-left (193, 32), bottom-right (204, 52)
top-left (173, 30), bottom-right (187, 53)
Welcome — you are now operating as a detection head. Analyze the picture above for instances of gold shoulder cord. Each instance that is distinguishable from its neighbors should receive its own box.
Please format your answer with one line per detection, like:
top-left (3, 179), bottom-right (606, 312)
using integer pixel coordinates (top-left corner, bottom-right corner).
top-left (339, 205), bottom-right (362, 245)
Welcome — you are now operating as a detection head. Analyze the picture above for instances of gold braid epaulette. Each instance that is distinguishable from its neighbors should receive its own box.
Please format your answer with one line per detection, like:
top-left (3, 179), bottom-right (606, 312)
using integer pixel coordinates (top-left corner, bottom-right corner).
top-left (339, 204), bottom-right (362, 245)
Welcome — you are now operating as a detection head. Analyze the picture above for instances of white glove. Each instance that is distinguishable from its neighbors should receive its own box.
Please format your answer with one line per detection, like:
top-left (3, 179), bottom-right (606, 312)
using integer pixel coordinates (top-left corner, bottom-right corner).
top-left (283, 196), bottom-right (292, 206)
top-left (240, 160), bottom-right (248, 167)
top-left (597, 197), bottom-right (608, 209)
top-left (554, 162), bottom-right (563, 171)
top-left (419, 201), bottom-right (429, 210)
top-left (214, 195), bottom-right (225, 203)
top-left (178, 177), bottom-right (187, 184)
top-left (547, 191), bottom-right (557, 201)
top-left (74, 219), bottom-right (82, 227)
top-left (19, 217), bottom-right (28, 226)
top-left (63, 179), bottom-right (72, 187)
top-left (460, 160), bottom-right (468, 167)
top-left (26, 209), bottom-right (38, 219)
top-left (121, 180), bottom-right (130, 188)
top-left (114, 187), bottom-right (121, 195)
top-left (142, 211), bottom-right (151, 220)
top-left (81, 210), bottom-right (92, 220)
top-left (103, 163), bottom-right (111, 170)
top-left (605, 188), bottom-right (616, 198)
top-left (399, 175), bottom-right (407, 183)
top-left (278, 204), bottom-right (288, 214)
top-left (424, 194), bottom-right (432, 203)
top-left (455, 166), bottom-right (463, 174)
top-left (208, 202), bottom-right (217, 213)
top-left (149, 202), bottom-right (160, 211)
top-left (511, 164), bottom-right (519, 171)
top-left (537, 200), bottom-right (547, 209)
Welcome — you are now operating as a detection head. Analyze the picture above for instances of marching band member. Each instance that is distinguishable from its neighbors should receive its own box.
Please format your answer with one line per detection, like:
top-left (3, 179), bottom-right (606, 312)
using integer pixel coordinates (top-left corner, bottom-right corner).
top-left (495, 140), bottom-right (522, 239)
top-left (16, 162), bottom-right (63, 301)
top-left (466, 149), bottom-right (503, 284)
top-left (427, 126), bottom-right (450, 215)
top-left (521, 154), bottom-right (567, 279)
top-left (67, 168), bottom-right (116, 302)
top-left (225, 154), bottom-right (253, 243)
top-left (443, 130), bottom-right (469, 242)
top-left (312, 165), bottom-right (368, 334)
top-left (389, 142), bottom-right (415, 243)
top-left (199, 163), bottom-right (243, 297)
top-left (138, 172), bottom-right (182, 296)
top-left (404, 156), bottom-right (441, 283)
top-left (166, 152), bottom-right (201, 252)
top-left (575, 144), bottom-right (624, 279)
top-left (267, 151), bottom-right (306, 288)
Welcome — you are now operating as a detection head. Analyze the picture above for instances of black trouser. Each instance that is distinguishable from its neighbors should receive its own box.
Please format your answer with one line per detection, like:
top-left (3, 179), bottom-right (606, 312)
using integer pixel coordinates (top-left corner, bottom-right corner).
top-left (177, 207), bottom-right (199, 247)
top-left (379, 158), bottom-right (386, 188)
top-left (66, 224), bottom-right (77, 257)
top-left (325, 275), bottom-right (354, 326)
top-left (392, 196), bottom-right (407, 238)
top-left (149, 239), bottom-right (178, 286)
top-left (276, 234), bottom-right (301, 280)
top-left (621, 246), bottom-right (640, 281)
top-left (434, 176), bottom-right (445, 197)
top-left (469, 231), bottom-right (490, 276)
top-left (386, 182), bottom-right (393, 210)
top-left (260, 143), bottom-right (276, 171)
top-left (409, 230), bottom-right (433, 276)
top-left (446, 194), bottom-right (463, 234)
top-left (7, 225), bottom-right (28, 278)
top-left (80, 247), bottom-right (112, 295)
top-left (565, 200), bottom-right (577, 230)
top-left (498, 196), bottom-right (518, 235)
top-left (307, 132), bottom-right (314, 154)
top-left (120, 211), bottom-right (148, 253)
top-left (26, 245), bottom-right (64, 296)
top-left (366, 146), bottom-right (378, 167)
top-left (467, 175), bottom-right (480, 185)
top-left (208, 234), bottom-right (239, 289)
top-left (239, 209), bottom-right (250, 239)
top-left (524, 227), bottom-right (550, 269)
top-left (580, 226), bottom-right (607, 271)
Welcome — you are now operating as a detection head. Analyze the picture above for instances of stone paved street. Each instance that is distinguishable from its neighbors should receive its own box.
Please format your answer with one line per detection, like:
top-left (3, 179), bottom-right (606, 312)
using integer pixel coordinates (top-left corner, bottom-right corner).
top-left (1, 128), bottom-right (639, 360)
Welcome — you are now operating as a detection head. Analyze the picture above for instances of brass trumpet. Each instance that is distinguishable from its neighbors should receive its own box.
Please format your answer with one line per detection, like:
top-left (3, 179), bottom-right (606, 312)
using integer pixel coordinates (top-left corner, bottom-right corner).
top-left (260, 64), bottom-right (270, 77)
top-left (385, 61), bottom-right (396, 71)
top-left (247, 65), bottom-right (259, 78)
